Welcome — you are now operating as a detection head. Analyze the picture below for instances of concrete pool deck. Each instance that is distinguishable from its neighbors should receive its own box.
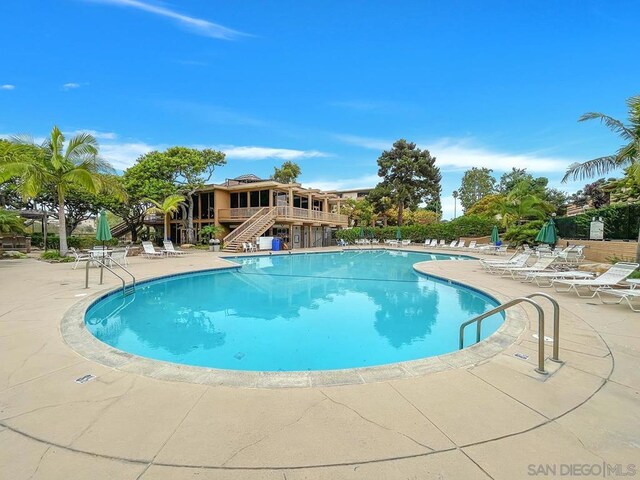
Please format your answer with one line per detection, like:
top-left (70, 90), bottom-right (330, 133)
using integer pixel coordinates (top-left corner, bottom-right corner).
top-left (0, 247), bottom-right (638, 479)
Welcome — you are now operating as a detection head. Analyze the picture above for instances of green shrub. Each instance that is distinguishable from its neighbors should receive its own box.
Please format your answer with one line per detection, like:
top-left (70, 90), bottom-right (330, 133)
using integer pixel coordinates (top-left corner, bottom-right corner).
top-left (335, 215), bottom-right (495, 242)
top-left (30, 233), bottom-right (118, 250)
top-left (504, 220), bottom-right (545, 246)
top-left (40, 251), bottom-right (73, 263)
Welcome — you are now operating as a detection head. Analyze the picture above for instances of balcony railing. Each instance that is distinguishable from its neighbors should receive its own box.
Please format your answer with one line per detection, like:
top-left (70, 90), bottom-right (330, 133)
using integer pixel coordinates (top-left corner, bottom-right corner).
top-left (218, 207), bottom-right (347, 225)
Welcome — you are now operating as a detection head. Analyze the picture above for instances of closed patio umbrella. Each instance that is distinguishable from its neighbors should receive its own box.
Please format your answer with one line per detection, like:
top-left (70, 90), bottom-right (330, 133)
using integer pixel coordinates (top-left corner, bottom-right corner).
top-left (490, 225), bottom-right (500, 245)
top-left (95, 210), bottom-right (112, 260)
top-left (396, 227), bottom-right (402, 240)
top-left (536, 218), bottom-right (558, 245)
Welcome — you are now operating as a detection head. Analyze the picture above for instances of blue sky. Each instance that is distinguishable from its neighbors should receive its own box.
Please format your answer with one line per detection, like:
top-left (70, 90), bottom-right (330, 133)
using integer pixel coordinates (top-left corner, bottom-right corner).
top-left (1, 0), bottom-right (638, 218)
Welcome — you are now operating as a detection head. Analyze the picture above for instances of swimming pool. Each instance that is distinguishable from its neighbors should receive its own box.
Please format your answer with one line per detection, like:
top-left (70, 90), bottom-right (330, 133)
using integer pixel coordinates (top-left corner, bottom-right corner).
top-left (85, 250), bottom-right (504, 371)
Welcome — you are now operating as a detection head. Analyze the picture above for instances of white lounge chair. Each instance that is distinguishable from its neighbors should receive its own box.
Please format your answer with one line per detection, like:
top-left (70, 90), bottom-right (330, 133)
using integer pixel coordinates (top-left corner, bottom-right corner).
top-left (499, 255), bottom-right (556, 278)
top-left (481, 253), bottom-right (531, 273)
top-left (423, 239), bottom-right (431, 248)
top-left (596, 287), bottom-right (640, 312)
top-left (141, 241), bottom-right (165, 258)
top-left (454, 240), bottom-right (466, 249)
top-left (521, 270), bottom-right (595, 287)
top-left (480, 251), bottom-right (522, 268)
top-left (552, 262), bottom-right (639, 297)
top-left (464, 240), bottom-right (477, 250)
top-left (436, 240), bottom-right (446, 248)
top-left (401, 239), bottom-right (411, 247)
top-left (163, 240), bottom-right (187, 256)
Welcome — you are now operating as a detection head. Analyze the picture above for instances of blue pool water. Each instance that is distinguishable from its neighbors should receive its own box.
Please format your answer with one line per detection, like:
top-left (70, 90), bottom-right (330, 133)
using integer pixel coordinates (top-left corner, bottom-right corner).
top-left (85, 250), bottom-right (504, 371)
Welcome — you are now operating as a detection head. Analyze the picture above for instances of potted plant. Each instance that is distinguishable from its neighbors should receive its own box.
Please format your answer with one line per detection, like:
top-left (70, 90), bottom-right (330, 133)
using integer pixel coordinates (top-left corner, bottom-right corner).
top-left (199, 225), bottom-right (225, 251)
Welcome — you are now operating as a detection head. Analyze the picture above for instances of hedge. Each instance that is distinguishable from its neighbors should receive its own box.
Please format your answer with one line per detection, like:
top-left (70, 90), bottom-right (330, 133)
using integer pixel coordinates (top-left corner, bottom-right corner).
top-left (29, 233), bottom-right (119, 250)
top-left (335, 215), bottom-right (495, 243)
top-left (555, 202), bottom-right (640, 240)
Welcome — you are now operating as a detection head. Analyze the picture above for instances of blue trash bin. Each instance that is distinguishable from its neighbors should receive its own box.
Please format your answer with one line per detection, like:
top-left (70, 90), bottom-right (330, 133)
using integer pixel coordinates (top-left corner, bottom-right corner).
top-left (272, 237), bottom-right (281, 251)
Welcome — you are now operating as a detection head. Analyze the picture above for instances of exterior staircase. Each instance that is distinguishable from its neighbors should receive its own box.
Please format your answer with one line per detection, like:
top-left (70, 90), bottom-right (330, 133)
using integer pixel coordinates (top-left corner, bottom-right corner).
top-left (222, 207), bottom-right (277, 252)
top-left (110, 221), bottom-right (134, 238)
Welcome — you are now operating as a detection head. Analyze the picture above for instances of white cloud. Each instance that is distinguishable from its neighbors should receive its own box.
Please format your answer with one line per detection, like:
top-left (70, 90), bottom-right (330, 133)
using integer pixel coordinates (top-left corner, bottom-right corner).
top-left (62, 82), bottom-right (81, 90)
top-left (1, 84), bottom-right (15, 90)
top-left (96, 140), bottom-right (328, 170)
top-left (99, 141), bottom-right (163, 170)
top-left (304, 174), bottom-right (381, 192)
top-left (67, 129), bottom-right (118, 140)
top-left (334, 134), bottom-right (392, 151)
top-left (221, 146), bottom-right (328, 161)
top-left (334, 134), bottom-right (578, 173)
top-left (84, 0), bottom-right (248, 40)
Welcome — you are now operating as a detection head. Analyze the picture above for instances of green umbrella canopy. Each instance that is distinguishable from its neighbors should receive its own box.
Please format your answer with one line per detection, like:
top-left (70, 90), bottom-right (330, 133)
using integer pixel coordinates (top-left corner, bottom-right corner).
top-left (96, 210), bottom-right (112, 242)
top-left (537, 218), bottom-right (558, 245)
top-left (490, 225), bottom-right (500, 244)
top-left (396, 227), bottom-right (402, 240)
top-left (534, 223), bottom-right (548, 243)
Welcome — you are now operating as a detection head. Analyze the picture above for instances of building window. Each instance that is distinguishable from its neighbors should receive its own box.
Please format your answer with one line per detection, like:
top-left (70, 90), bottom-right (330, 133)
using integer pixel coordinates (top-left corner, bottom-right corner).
top-left (192, 194), bottom-right (199, 218)
top-left (230, 192), bottom-right (239, 209)
top-left (250, 190), bottom-right (260, 207)
top-left (260, 189), bottom-right (269, 206)
top-left (239, 192), bottom-right (248, 208)
top-left (201, 192), bottom-right (214, 219)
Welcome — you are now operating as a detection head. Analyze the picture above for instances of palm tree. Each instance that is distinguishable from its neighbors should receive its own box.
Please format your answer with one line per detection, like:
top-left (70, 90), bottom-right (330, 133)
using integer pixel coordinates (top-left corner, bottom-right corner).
top-left (144, 194), bottom-right (185, 242)
top-left (563, 95), bottom-right (640, 183)
top-left (563, 95), bottom-right (640, 261)
top-left (491, 183), bottom-right (553, 229)
top-left (1, 126), bottom-right (115, 255)
top-left (0, 209), bottom-right (25, 234)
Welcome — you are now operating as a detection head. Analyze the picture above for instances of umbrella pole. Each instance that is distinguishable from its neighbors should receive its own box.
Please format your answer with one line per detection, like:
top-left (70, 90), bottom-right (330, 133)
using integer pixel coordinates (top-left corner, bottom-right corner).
top-left (99, 240), bottom-right (105, 285)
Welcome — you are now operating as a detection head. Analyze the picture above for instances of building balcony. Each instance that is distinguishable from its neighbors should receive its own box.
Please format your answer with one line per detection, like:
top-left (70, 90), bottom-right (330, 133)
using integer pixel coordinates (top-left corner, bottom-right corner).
top-left (217, 207), bottom-right (348, 226)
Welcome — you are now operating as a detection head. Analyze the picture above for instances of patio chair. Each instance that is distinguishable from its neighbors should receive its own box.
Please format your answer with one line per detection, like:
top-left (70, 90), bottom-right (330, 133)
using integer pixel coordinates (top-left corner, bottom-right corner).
top-left (596, 287), bottom-right (640, 312)
top-left (465, 240), bottom-right (477, 250)
top-left (337, 239), bottom-right (348, 247)
top-left (69, 247), bottom-right (93, 270)
top-left (436, 239), bottom-right (446, 248)
top-left (552, 262), bottom-right (639, 298)
top-left (521, 270), bottom-right (595, 287)
top-left (141, 241), bottom-right (165, 258)
top-left (423, 239), bottom-right (431, 248)
top-left (445, 240), bottom-right (457, 249)
top-left (481, 253), bottom-right (531, 273)
top-left (401, 239), bottom-right (411, 247)
top-left (499, 255), bottom-right (556, 278)
top-left (109, 246), bottom-right (130, 267)
top-left (163, 240), bottom-right (187, 256)
top-left (429, 239), bottom-right (438, 247)
top-left (455, 240), bottom-right (466, 249)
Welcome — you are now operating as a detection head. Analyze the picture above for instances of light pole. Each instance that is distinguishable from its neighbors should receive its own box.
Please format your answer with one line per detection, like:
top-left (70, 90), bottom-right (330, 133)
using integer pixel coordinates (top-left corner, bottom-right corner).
top-left (452, 190), bottom-right (459, 219)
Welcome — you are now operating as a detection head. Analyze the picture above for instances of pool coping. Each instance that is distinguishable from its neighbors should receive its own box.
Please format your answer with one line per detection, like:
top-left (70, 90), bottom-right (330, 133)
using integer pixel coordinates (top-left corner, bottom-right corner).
top-left (60, 256), bottom-right (529, 388)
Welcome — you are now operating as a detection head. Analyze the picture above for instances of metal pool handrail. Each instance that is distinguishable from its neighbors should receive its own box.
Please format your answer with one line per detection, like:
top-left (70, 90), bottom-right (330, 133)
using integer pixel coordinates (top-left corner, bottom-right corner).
top-left (459, 297), bottom-right (547, 375)
top-left (526, 292), bottom-right (561, 363)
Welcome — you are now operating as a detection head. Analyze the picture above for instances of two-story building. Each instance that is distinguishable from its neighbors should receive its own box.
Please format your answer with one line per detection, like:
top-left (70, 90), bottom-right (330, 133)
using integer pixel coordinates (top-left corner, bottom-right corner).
top-left (149, 174), bottom-right (349, 251)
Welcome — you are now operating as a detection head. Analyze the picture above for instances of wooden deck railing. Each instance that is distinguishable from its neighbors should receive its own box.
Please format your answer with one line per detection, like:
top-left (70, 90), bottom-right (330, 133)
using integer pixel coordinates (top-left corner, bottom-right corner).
top-left (218, 207), bottom-right (347, 224)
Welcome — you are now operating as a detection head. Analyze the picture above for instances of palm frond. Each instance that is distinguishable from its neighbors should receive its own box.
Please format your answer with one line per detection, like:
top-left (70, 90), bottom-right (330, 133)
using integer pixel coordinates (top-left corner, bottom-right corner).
top-left (9, 134), bottom-right (37, 146)
top-left (578, 112), bottom-right (634, 141)
top-left (65, 133), bottom-right (98, 161)
top-left (62, 168), bottom-right (100, 194)
top-left (561, 156), bottom-right (624, 183)
top-left (46, 126), bottom-right (66, 170)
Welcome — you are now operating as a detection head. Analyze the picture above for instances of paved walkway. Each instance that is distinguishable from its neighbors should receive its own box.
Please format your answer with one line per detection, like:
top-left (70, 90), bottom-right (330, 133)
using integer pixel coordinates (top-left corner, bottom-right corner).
top-left (0, 248), bottom-right (638, 479)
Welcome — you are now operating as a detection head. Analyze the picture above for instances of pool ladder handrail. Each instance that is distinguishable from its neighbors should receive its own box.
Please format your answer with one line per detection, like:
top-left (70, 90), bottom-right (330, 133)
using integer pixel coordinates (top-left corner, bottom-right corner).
top-left (85, 256), bottom-right (136, 297)
top-left (459, 294), bottom-right (560, 375)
